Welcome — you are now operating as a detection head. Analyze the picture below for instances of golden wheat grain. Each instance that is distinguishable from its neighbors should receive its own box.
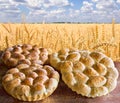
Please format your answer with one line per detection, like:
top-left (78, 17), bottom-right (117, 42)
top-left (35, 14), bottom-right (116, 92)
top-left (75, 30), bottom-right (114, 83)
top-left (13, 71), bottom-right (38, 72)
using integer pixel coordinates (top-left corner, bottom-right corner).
top-left (112, 18), bottom-right (115, 38)
top-left (91, 27), bottom-right (96, 44)
top-left (87, 30), bottom-right (90, 48)
top-left (102, 24), bottom-right (105, 41)
top-left (0, 23), bottom-right (120, 62)
top-left (29, 33), bottom-right (34, 44)
top-left (5, 36), bottom-right (9, 48)
top-left (78, 41), bottom-right (85, 50)
top-left (41, 34), bottom-right (44, 47)
top-left (15, 27), bottom-right (19, 44)
top-left (54, 39), bottom-right (59, 51)
top-left (24, 24), bottom-right (30, 40)
top-left (92, 42), bottom-right (117, 49)
top-left (2, 24), bottom-right (11, 33)
top-left (95, 25), bottom-right (98, 39)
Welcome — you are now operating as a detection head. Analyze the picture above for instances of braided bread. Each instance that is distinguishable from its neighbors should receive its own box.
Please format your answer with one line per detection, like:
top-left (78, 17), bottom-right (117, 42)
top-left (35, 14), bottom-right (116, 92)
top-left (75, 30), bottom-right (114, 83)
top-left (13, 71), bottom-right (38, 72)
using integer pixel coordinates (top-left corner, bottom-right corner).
top-left (50, 48), bottom-right (80, 71)
top-left (1, 44), bottom-right (48, 67)
top-left (50, 49), bottom-right (119, 97)
top-left (2, 63), bottom-right (59, 101)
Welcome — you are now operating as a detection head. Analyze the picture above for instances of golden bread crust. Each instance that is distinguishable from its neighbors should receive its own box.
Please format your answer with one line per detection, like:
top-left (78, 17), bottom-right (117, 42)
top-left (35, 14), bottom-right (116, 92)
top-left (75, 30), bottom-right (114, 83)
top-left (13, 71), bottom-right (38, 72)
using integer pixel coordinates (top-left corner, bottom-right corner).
top-left (1, 44), bottom-right (49, 67)
top-left (2, 63), bottom-right (59, 101)
top-left (50, 48), bottom-right (80, 71)
top-left (55, 49), bottom-right (119, 97)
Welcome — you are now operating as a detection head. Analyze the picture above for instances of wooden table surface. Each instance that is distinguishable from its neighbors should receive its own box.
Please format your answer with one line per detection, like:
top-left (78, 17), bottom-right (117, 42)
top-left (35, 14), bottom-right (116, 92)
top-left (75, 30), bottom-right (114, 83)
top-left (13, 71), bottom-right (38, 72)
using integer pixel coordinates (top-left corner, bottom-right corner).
top-left (0, 62), bottom-right (120, 103)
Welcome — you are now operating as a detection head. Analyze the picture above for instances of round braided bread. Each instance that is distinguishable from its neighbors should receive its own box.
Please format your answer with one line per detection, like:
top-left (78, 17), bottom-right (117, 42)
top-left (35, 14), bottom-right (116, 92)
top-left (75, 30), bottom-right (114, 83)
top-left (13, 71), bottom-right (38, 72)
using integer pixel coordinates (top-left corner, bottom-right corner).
top-left (50, 49), bottom-right (119, 97)
top-left (1, 44), bottom-right (49, 67)
top-left (2, 63), bottom-right (59, 101)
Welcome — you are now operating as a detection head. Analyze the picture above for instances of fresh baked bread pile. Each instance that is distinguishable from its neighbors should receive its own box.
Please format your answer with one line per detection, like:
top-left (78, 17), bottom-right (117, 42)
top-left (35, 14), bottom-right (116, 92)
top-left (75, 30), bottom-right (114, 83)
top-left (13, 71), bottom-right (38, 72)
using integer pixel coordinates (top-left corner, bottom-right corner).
top-left (1, 45), bottom-right (119, 101)
top-left (1, 44), bottom-right (59, 101)
top-left (1, 44), bottom-right (49, 67)
top-left (50, 49), bottom-right (119, 97)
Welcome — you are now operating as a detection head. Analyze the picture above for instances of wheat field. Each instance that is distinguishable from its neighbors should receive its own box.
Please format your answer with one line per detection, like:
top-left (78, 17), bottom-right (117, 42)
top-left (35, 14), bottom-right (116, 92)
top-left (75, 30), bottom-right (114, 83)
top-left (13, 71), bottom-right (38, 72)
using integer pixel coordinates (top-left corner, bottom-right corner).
top-left (0, 23), bottom-right (120, 62)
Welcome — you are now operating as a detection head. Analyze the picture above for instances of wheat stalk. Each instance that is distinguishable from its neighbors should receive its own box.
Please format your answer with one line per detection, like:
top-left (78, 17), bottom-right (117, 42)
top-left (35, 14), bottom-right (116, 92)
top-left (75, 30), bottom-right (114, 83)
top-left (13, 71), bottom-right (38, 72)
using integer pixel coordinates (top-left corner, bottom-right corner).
top-left (29, 33), bottom-right (34, 44)
top-left (0, 23), bottom-right (119, 62)
top-left (15, 27), bottom-right (19, 44)
top-left (71, 31), bottom-right (76, 47)
top-left (41, 34), bottom-right (44, 47)
top-left (95, 25), bottom-right (98, 39)
top-left (92, 42), bottom-right (117, 49)
top-left (54, 39), bottom-right (59, 51)
top-left (102, 24), bottom-right (105, 41)
top-left (112, 18), bottom-right (115, 38)
top-left (24, 24), bottom-right (30, 41)
top-left (5, 36), bottom-right (9, 48)
top-left (87, 29), bottom-right (91, 48)
top-left (2, 24), bottom-right (11, 33)
top-left (91, 27), bottom-right (96, 44)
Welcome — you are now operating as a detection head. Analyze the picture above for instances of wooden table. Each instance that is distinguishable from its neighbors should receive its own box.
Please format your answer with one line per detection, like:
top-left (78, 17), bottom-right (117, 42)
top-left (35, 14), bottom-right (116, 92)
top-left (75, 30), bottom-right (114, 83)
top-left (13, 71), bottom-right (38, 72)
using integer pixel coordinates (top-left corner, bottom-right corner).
top-left (0, 62), bottom-right (120, 103)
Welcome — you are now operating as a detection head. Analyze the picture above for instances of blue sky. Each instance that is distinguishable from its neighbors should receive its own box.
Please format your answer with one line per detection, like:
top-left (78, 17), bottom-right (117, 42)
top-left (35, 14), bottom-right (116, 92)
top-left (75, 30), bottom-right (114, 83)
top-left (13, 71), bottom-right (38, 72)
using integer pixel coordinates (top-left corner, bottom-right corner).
top-left (0, 0), bottom-right (120, 23)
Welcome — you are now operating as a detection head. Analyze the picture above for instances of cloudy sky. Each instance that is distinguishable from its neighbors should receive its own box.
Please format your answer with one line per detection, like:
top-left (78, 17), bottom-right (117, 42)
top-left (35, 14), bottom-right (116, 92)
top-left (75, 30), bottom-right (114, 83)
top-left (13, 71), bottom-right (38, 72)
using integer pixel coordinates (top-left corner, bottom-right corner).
top-left (0, 0), bottom-right (120, 23)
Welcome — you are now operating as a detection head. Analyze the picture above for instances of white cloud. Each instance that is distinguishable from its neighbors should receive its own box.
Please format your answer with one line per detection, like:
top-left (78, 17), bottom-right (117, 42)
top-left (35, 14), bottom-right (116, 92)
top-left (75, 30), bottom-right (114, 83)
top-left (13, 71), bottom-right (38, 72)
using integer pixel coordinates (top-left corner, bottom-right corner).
top-left (92, 0), bottom-right (98, 2)
top-left (0, 2), bottom-right (20, 13)
top-left (92, 0), bottom-right (120, 22)
top-left (69, 9), bottom-right (80, 17)
top-left (29, 9), bottom-right (47, 15)
top-left (95, 0), bottom-right (118, 10)
top-left (50, 8), bottom-right (65, 14)
top-left (0, 0), bottom-right (19, 11)
top-left (26, 0), bottom-right (42, 8)
top-left (0, 0), bottom-right (120, 22)
top-left (0, 0), bottom-right (22, 22)
top-left (24, 0), bottom-right (73, 22)
top-left (74, 0), bottom-right (120, 23)
top-left (10, 0), bottom-right (73, 9)
top-left (93, 10), bottom-right (107, 15)
top-left (45, 0), bottom-right (73, 7)
top-left (116, 0), bottom-right (120, 3)
top-left (28, 8), bottom-right (66, 22)
top-left (0, 0), bottom-right (9, 2)
top-left (80, 1), bottom-right (93, 13)
top-left (49, 0), bottom-right (73, 6)
top-left (10, 0), bottom-right (26, 4)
